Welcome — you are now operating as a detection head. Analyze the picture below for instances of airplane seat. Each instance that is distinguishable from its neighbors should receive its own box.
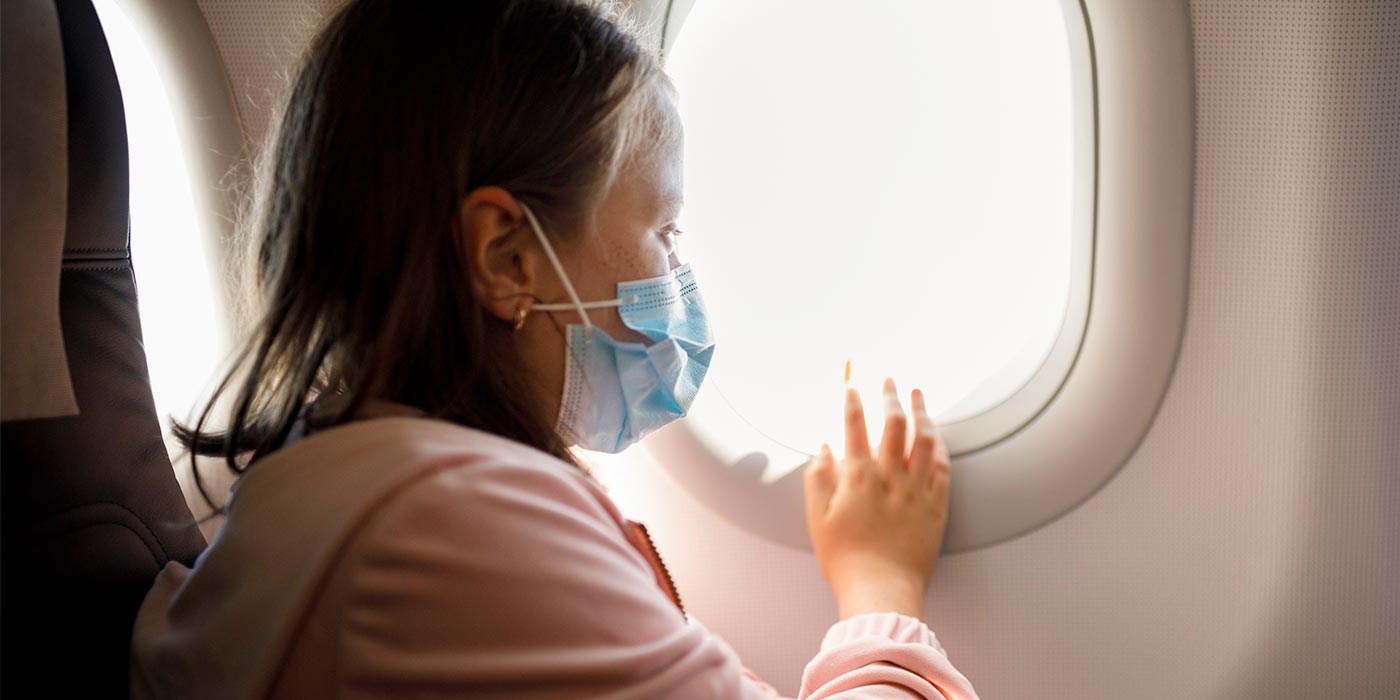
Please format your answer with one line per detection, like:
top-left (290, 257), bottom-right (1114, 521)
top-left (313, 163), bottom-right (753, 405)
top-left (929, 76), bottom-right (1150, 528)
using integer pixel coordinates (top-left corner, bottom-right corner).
top-left (1, 0), bottom-right (208, 697)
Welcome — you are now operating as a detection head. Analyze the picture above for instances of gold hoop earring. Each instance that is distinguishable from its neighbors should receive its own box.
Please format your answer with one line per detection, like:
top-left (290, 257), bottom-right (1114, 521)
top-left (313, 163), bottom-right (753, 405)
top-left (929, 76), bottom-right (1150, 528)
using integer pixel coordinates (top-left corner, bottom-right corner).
top-left (512, 305), bottom-right (529, 331)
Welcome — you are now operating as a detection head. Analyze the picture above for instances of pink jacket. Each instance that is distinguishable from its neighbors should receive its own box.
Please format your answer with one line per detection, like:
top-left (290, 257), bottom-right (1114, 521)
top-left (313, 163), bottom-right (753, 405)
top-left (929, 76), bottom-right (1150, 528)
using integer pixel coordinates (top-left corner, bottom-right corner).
top-left (130, 413), bottom-right (979, 699)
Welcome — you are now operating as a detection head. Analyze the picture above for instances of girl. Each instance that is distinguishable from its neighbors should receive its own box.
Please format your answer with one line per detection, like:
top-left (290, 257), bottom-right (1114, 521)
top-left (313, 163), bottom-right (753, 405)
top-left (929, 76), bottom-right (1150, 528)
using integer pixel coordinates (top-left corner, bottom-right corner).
top-left (129, 1), bottom-right (978, 698)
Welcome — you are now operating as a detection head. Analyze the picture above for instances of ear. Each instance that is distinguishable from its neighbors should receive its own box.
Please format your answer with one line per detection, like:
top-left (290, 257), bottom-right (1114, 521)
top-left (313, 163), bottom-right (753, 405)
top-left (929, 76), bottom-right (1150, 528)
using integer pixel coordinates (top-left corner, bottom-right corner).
top-left (454, 186), bottom-right (536, 325)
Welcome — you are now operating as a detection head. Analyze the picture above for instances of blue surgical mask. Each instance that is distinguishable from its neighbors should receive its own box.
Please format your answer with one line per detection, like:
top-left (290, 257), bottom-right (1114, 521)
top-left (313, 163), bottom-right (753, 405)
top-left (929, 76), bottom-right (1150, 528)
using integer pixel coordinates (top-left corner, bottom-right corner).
top-left (520, 203), bottom-right (715, 453)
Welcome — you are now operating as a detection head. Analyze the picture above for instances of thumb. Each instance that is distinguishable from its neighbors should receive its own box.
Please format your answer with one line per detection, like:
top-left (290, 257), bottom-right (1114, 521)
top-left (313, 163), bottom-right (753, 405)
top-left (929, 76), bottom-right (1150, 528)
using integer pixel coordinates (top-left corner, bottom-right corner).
top-left (804, 443), bottom-right (837, 519)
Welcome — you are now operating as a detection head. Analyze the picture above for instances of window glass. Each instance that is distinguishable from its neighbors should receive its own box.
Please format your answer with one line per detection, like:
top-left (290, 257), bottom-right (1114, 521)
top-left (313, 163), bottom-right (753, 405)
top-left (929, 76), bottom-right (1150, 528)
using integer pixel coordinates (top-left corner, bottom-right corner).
top-left (664, 0), bottom-right (1076, 474)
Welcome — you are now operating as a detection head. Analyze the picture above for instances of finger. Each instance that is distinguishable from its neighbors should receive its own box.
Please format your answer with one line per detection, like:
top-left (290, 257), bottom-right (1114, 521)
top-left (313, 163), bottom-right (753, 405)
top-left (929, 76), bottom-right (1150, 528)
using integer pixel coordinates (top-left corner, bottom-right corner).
top-left (844, 386), bottom-right (872, 462)
top-left (908, 388), bottom-right (937, 484)
top-left (804, 443), bottom-right (837, 519)
top-left (924, 393), bottom-right (953, 488)
top-left (878, 377), bottom-right (908, 478)
top-left (932, 433), bottom-right (952, 491)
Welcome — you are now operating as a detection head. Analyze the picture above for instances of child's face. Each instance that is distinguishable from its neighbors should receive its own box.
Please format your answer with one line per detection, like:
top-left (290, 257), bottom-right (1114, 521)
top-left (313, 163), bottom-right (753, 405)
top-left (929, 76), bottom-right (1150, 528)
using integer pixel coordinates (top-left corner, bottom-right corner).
top-left (541, 128), bottom-right (685, 346)
top-left (512, 94), bottom-right (688, 434)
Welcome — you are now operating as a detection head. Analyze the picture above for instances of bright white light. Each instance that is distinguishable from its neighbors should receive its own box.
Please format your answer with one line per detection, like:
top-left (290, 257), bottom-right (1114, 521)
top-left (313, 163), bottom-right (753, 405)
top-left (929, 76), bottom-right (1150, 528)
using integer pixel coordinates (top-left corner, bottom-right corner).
top-left (665, 0), bottom-right (1075, 472)
top-left (92, 1), bottom-right (230, 447)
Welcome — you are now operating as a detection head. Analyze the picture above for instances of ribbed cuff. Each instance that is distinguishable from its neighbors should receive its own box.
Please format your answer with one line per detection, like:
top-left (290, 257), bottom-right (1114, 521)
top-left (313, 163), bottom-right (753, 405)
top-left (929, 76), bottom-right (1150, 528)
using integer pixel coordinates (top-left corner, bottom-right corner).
top-left (820, 611), bottom-right (945, 653)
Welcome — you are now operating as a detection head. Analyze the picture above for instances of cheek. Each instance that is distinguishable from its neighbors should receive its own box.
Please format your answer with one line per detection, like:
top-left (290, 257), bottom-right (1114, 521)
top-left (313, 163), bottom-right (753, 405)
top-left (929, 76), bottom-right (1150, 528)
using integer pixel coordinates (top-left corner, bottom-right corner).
top-left (587, 237), bottom-right (667, 342)
top-left (566, 240), bottom-right (648, 308)
top-left (605, 232), bottom-right (671, 282)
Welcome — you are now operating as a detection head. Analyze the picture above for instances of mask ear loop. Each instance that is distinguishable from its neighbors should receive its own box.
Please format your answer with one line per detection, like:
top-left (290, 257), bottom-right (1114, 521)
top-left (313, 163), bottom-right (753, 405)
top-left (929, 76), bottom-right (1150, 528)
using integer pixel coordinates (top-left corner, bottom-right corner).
top-left (518, 202), bottom-right (595, 445)
top-left (519, 203), bottom-right (595, 332)
top-left (519, 203), bottom-right (640, 323)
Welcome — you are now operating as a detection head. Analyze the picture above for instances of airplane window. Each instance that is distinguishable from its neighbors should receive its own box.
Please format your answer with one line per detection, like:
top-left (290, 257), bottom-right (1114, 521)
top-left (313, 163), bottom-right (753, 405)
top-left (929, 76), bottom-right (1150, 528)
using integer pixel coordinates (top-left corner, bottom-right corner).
top-left (93, 1), bottom-right (231, 449)
top-left (663, 0), bottom-right (1078, 475)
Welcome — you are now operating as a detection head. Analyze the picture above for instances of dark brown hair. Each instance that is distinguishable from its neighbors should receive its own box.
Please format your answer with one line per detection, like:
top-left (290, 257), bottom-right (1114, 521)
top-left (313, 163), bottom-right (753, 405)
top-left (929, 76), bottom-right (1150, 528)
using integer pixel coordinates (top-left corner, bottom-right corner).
top-left (176, 0), bottom-right (669, 511)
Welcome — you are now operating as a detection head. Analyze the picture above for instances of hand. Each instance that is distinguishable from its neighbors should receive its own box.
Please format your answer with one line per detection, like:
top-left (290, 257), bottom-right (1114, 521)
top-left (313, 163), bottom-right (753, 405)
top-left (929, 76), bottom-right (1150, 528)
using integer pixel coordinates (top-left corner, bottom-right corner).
top-left (803, 378), bottom-right (952, 620)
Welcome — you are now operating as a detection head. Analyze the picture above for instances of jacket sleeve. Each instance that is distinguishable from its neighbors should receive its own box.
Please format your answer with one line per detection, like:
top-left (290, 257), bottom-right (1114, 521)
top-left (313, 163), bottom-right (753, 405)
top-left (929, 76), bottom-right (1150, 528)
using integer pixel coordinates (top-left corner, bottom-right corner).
top-left (334, 459), bottom-right (979, 700)
top-left (691, 612), bottom-right (980, 700)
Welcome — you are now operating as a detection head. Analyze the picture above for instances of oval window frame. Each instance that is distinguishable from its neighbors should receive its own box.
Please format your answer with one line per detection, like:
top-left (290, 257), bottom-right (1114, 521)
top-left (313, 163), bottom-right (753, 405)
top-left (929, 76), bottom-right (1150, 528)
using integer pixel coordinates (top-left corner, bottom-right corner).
top-left (642, 0), bottom-right (1194, 553)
